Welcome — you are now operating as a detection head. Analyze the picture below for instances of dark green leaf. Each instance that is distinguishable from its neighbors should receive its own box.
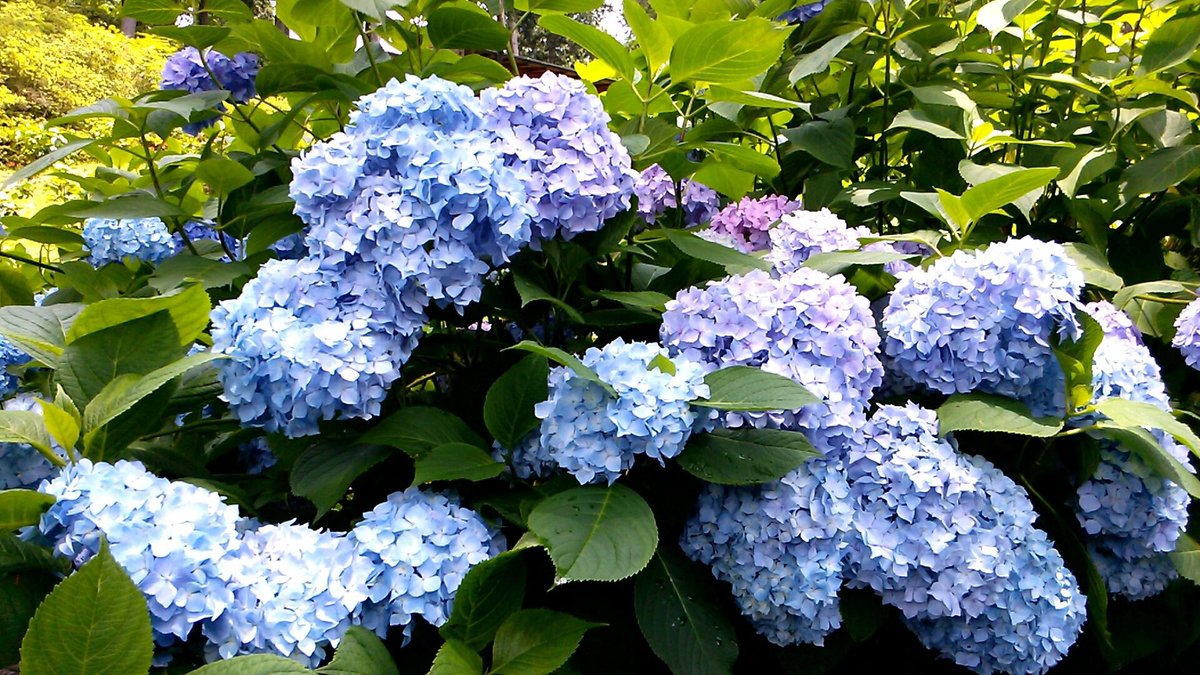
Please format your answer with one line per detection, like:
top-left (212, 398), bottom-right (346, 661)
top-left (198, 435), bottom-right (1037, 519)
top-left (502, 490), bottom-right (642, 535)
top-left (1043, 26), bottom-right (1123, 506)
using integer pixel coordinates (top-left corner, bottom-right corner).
top-left (429, 639), bottom-right (484, 675)
top-left (149, 255), bottom-right (251, 292)
top-left (507, 341), bottom-right (617, 397)
top-left (485, 355), bottom-right (549, 450)
top-left (1054, 308), bottom-right (1105, 410)
top-left (0, 571), bottom-right (57, 667)
top-left (412, 443), bottom-right (505, 485)
top-left (63, 194), bottom-right (187, 220)
top-left (58, 311), bottom-right (183, 407)
top-left (659, 228), bottom-right (771, 272)
top-left (317, 626), bottom-right (399, 675)
top-left (67, 285), bottom-right (210, 349)
top-left (515, 0), bottom-right (603, 12)
top-left (360, 407), bottom-right (486, 455)
top-left (441, 551), bottom-right (528, 651)
top-left (196, 157), bottom-right (255, 198)
top-left (1171, 534), bottom-right (1200, 585)
top-left (291, 443), bottom-right (394, 518)
top-left (696, 366), bottom-right (819, 412)
top-left (490, 609), bottom-right (600, 675)
top-left (0, 490), bottom-right (55, 532)
top-left (803, 250), bottom-right (911, 275)
top-left (512, 274), bottom-right (585, 324)
top-left (937, 394), bottom-right (1064, 437)
top-left (526, 485), bottom-right (658, 583)
top-left (427, 6), bottom-right (511, 51)
top-left (0, 534), bottom-right (69, 575)
top-left (634, 548), bottom-right (738, 675)
top-left (83, 352), bottom-right (223, 434)
top-left (1120, 146), bottom-right (1200, 196)
top-left (1, 139), bottom-right (96, 190)
top-left (783, 118), bottom-right (855, 169)
top-left (676, 428), bottom-right (818, 485)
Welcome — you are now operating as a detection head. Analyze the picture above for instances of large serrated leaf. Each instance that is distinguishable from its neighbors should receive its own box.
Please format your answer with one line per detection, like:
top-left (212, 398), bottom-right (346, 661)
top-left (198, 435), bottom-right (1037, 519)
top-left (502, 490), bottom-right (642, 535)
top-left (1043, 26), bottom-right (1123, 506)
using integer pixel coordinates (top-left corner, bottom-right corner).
top-left (1088, 424), bottom-right (1200, 499)
top-left (634, 549), bottom-right (738, 675)
top-left (189, 654), bottom-right (311, 674)
top-left (485, 355), bottom-right (549, 450)
top-left (317, 626), bottom-right (399, 675)
top-left (507, 341), bottom-right (616, 397)
top-left (440, 551), bottom-right (527, 651)
top-left (937, 394), bottom-right (1064, 438)
top-left (0, 490), bottom-right (56, 531)
top-left (676, 428), bottom-right (818, 485)
top-left (670, 19), bottom-right (791, 84)
top-left (291, 443), bottom-right (394, 519)
top-left (526, 485), bottom-right (658, 583)
top-left (1092, 398), bottom-right (1200, 459)
top-left (83, 351), bottom-right (223, 433)
top-left (489, 609), bottom-right (600, 675)
top-left (695, 366), bottom-right (819, 412)
top-left (359, 406), bottom-right (486, 455)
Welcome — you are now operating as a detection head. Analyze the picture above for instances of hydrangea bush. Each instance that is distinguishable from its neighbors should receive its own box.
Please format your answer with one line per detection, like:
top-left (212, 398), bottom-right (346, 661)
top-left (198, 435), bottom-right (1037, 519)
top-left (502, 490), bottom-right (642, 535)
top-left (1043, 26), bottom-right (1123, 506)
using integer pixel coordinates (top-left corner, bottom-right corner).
top-left (2, 0), bottom-right (1200, 673)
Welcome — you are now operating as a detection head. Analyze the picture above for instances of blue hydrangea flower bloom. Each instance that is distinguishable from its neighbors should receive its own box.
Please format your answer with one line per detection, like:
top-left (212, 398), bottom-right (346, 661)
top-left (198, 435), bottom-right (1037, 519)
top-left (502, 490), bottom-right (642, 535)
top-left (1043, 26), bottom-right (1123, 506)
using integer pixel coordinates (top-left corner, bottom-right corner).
top-left (203, 521), bottom-right (373, 666)
top-left (210, 257), bottom-right (425, 437)
top-left (83, 217), bottom-right (178, 266)
top-left (701, 194), bottom-right (802, 253)
top-left (661, 268), bottom-right (882, 449)
top-left (0, 336), bottom-right (30, 396)
top-left (534, 339), bottom-right (709, 485)
top-left (1071, 301), bottom-right (1192, 599)
top-left (177, 219), bottom-right (242, 261)
top-left (681, 456), bottom-right (853, 646)
top-left (481, 72), bottom-right (636, 245)
top-left (767, 208), bottom-right (871, 274)
top-left (493, 432), bottom-right (556, 482)
top-left (881, 237), bottom-right (1083, 415)
top-left (33, 460), bottom-right (243, 648)
top-left (238, 437), bottom-right (277, 475)
top-left (161, 47), bottom-right (259, 104)
top-left (845, 405), bottom-right (1086, 675)
top-left (0, 393), bottom-right (65, 489)
top-left (349, 488), bottom-right (504, 638)
top-left (633, 164), bottom-right (721, 227)
top-left (1172, 294), bottom-right (1200, 370)
top-left (778, 0), bottom-right (829, 24)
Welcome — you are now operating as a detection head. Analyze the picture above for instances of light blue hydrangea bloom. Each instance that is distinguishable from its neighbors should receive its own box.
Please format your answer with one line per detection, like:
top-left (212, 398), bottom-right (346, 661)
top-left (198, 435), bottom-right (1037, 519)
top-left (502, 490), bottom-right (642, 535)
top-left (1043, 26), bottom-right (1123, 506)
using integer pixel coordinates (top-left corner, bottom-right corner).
top-left (83, 217), bottom-right (178, 266)
top-left (845, 405), bottom-right (1086, 675)
top-left (349, 488), bottom-right (504, 639)
top-left (660, 268), bottom-right (882, 449)
top-left (0, 393), bottom-right (65, 489)
top-left (634, 164), bottom-right (721, 227)
top-left (33, 460), bottom-right (243, 648)
top-left (203, 521), bottom-right (373, 667)
top-left (481, 72), bottom-right (636, 245)
top-left (0, 336), bottom-right (29, 396)
top-left (177, 219), bottom-right (242, 261)
top-left (1172, 294), bottom-right (1200, 370)
top-left (681, 457), bottom-right (853, 646)
top-left (493, 432), bottom-right (555, 482)
top-left (702, 194), bottom-right (802, 253)
top-left (881, 237), bottom-right (1083, 415)
top-left (767, 208), bottom-right (871, 274)
top-left (1072, 301), bottom-right (1192, 599)
top-left (534, 339), bottom-right (709, 485)
top-left (210, 257), bottom-right (425, 437)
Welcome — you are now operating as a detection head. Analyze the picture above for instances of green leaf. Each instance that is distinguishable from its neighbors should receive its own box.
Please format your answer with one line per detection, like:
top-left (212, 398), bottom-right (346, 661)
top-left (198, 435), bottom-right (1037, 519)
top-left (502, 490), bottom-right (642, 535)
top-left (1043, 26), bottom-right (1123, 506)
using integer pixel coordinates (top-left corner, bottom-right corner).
top-left (412, 443), bottom-right (506, 485)
top-left (782, 118), bottom-right (855, 169)
top-left (887, 110), bottom-right (964, 140)
top-left (507, 341), bottom-right (617, 398)
top-left (1120, 146), bottom-right (1200, 196)
top-left (39, 400), bottom-right (80, 451)
top-left (597, 291), bottom-right (671, 312)
top-left (440, 551), bottom-right (528, 651)
top-left (0, 534), bottom-right (69, 574)
top-left (485, 355), bottom-right (549, 450)
top-left (149, 255), bottom-right (252, 292)
top-left (788, 28), bottom-right (866, 83)
top-left (526, 485), bottom-right (658, 583)
top-left (360, 407), bottom-right (486, 455)
top-left (150, 24), bottom-right (232, 49)
top-left (490, 609), bottom-right (600, 675)
top-left (803, 250), bottom-right (912, 275)
top-left (291, 443), bottom-right (394, 518)
top-left (537, 15), bottom-right (634, 80)
top-left (58, 311), bottom-right (184, 407)
top-left (975, 0), bottom-right (1038, 35)
top-left (429, 640), bottom-right (484, 675)
top-left (634, 548), bottom-right (738, 675)
top-left (427, 6), bottom-right (511, 51)
top-left (0, 571), bottom-right (57, 667)
top-left (1092, 398), bottom-right (1200, 458)
top-left (0, 303), bottom-right (78, 367)
top-left (1139, 13), bottom-right (1200, 74)
top-left (1171, 534), bottom-right (1200, 585)
top-left (1113, 280), bottom-right (1190, 338)
top-left (196, 157), bottom-right (255, 198)
top-left (1062, 243), bottom-right (1123, 291)
top-left (515, 0), bottom-right (603, 13)
top-left (676, 428), bottom-right (818, 485)
top-left (317, 626), bottom-right (399, 675)
top-left (1054, 308), bottom-right (1105, 410)
top-left (0, 490), bottom-right (55, 531)
top-left (64, 194), bottom-right (187, 220)
top-left (66, 285), bottom-right (210, 349)
top-left (83, 352), bottom-right (223, 434)
top-left (670, 19), bottom-right (791, 84)
top-left (659, 229), bottom-right (771, 272)
top-left (0, 412), bottom-right (57, 461)
top-left (1, 139), bottom-right (96, 190)
top-left (337, 0), bottom-right (396, 20)
top-left (695, 366), bottom-right (819, 411)
top-left (189, 654), bottom-right (311, 674)
top-left (937, 394), bottom-right (1064, 437)
top-left (624, 0), bottom-right (672, 72)
top-left (512, 274), bottom-right (585, 324)
top-left (959, 167), bottom-right (1059, 224)
top-left (1088, 424), bottom-right (1200, 499)
top-left (20, 541), bottom-right (153, 675)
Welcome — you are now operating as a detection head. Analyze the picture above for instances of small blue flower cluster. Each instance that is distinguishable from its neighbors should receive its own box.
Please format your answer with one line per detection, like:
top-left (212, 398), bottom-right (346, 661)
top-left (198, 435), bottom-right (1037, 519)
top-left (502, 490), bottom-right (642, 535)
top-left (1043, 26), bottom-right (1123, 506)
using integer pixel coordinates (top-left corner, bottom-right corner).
top-left (680, 457), bottom-right (853, 646)
top-left (660, 268), bottom-right (882, 449)
top-left (1172, 294), bottom-right (1200, 370)
top-left (0, 336), bottom-right (30, 396)
top-left (700, 194), bottom-right (802, 253)
top-left (882, 237), bottom-right (1083, 415)
top-left (633, 164), bottom-right (720, 227)
top-left (160, 47), bottom-right (260, 134)
top-left (767, 208), bottom-right (870, 274)
top-left (530, 339), bottom-right (709, 484)
top-left (778, 0), bottom-right (829, 24)
top-left (33, 461), bottom-right (501, 667)
top-left (82, 217), bottom-right (178, 267)
top-left (177, 219), bottom-right (242, 261)
top-left (350, 488), bottom-right (503, 638)
top-left (1073, 301), bottom-right (1192, 599)
top-left (0, 393), bottom-right (65, 489)
top-left (238, 437), bottom-right (277, 475)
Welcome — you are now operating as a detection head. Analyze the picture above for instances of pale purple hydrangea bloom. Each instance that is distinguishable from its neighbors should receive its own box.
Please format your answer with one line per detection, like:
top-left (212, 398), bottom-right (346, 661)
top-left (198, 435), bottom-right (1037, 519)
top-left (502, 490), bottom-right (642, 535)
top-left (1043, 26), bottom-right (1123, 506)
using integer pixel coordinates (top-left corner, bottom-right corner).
top-left (702, 194), bottom-right (802, 253)
top-left (0, 393), bottom-right (65, 489)
top-left (534, 339), bottom-right (710, 484)
top-left (33, 460), bottom-right (243, 649)
top-left (681, 456), bottom-right (853, 646)
top-left (160, 47), bottom-right (259, 133)
top-left (881, 237), bottom-right (1084, 416)
top-left (481, 72), bottom-right (636, 245)
top-left (83, 217), bottom-right (178, 266)
top-left (845, 405), bottom-right (1086, 675)
top-left (767, 208), bottom-right (870, 274)
top-left (349, 489), bottom-right (504, 639)
top-left (660, 268), bottom-right (882, 449)
top-left (633, 164), bottom-right (720, 227)
top-left (1172, 294), bottom-right (1200, 369)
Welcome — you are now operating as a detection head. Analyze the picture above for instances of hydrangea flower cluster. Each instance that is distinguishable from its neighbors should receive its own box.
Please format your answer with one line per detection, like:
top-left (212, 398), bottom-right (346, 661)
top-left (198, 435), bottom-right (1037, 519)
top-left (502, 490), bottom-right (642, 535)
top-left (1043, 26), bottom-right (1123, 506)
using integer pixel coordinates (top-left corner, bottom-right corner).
top-left (480, 73), bottom-right (636, 245)
top-left (1172, 294), bottom-right (1200, 370)
top-left (532, 339), bottom-right (709, 484)
top-left (0, 336), bottom-right (29, 396)
top-left (767, 208), bottom-right (870, 274)
top-left (82, 217), bottom-right (178, 266)
top-left (160, 47), bottom-right (260, 134)
top-left (0, 393), bottom-right (64, 489)
top-left (178, 219), bottom-right (242, 261)
top-left (844, 405), bottom-right (1086, 674)
top-left (633, 164), bottom-right (721, 227)
top-left (700, 194), bottom-right (802, 253)
top-left (881, 237), bottom-right (1084, 415)
top-left (680, 457), bottom-right (853, 646)
top-left (660, 268), bottom-right (882, 449)
top-left (238, 437), bottom-right (277, 475)
top-left (1073, 301), bottom-right (1192, 599)
top-left (778, 0), bottom-right (829, 24)
top-left (349, 488), bottom-right (504, 637)
top-left (863, 238), bottom-right (933, 276)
